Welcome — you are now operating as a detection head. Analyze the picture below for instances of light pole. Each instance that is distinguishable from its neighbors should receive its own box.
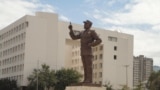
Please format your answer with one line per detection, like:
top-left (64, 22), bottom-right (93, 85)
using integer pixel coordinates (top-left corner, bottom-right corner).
top-left (37, 60), bottom-right (39, 90)
top-left (124, 65), bottom-right (129, 89)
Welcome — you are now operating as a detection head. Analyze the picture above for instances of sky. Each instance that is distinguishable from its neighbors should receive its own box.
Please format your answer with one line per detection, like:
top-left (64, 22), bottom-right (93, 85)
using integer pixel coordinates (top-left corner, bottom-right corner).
top-left (0, 0), bottom-right (160, 66)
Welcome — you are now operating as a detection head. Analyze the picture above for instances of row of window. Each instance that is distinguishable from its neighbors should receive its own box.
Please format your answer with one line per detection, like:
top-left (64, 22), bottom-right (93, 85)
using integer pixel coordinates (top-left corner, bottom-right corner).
top-left (71, 66), bottom-right (102, 71)
top-left (93, 63), bottom-right (102, 69)
top-left (1, 75), bottom-right (24, 83)
top-left (71, 62), bottom-right (102, 71)
top-left (71, 45), bottom-right (103, 57)
top-left (1, 64), bottom-right (24, 74)
top-left (108, 36), bottom-right (118, 42)
top-left (0, 32), bottom-right (26, 49)
top-left (92, 45), bottom-right (103, 52)
top-left (93, 54), bottom-right (103, 60)
top-left (71, 54), bottom-right (103, 65)
top-left (0, 53), bottom-right (25, 66)
top-left (72, 58), bottom-right (80, 64)
top-left (94, 81), bottom-right (102, 85)
top-left (71, 66), bottom-right (83, 71)
top-left (72, 52), bottom-right (117, 64)
top-left (94, 46), bottom-right (117, 60)
top-left (72, 54), bottom-right (103, 64)
top-left (0, 21), bottom-right (28, 40)
top-left (0, 43), bottom-right (25, 57)
top-left (72, 45), bottom-right (79, 49)
top-left (72, 51), bottom-right (80, 57)
top-left (93, 72), bottom-right (102, 78)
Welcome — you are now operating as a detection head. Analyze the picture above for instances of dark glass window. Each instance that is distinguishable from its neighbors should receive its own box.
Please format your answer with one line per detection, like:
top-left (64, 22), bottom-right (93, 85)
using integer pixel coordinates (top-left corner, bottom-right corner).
top-left (114, 55), bottom-right (117, 60)
top-left (114, 46), bottom-right (117, 51)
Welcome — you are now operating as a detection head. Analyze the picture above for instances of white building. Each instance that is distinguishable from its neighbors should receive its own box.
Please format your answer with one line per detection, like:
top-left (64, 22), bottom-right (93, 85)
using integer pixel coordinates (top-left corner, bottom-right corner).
top-left (0, 12), bottom-right (133, 89)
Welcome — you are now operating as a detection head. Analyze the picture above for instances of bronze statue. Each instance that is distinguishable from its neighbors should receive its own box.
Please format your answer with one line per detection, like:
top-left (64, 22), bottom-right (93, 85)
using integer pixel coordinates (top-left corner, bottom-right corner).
top-left (68, 20), bottom-right (102, 83)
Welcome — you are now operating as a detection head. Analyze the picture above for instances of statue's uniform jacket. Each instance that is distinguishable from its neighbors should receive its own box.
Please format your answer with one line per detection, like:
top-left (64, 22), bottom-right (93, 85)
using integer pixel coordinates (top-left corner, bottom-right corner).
top-left (69, 30), bottom-right (102, 56)
top-left (69, 29), bottom-right (102, 83)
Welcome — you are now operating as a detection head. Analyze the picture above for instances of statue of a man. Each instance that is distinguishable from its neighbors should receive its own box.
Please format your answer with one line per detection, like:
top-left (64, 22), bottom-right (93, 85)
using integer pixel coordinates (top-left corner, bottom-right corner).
top-left (68, 20), bottom-right (102, 83)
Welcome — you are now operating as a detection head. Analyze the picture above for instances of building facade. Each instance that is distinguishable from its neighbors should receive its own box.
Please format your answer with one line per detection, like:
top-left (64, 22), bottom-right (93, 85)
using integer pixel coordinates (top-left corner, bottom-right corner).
top-left (0, 12), bottom-right (60, 89)
top-left (133, 55), bottom-right (153, 88)
top-left (0, 12), bottom-right (133, 89)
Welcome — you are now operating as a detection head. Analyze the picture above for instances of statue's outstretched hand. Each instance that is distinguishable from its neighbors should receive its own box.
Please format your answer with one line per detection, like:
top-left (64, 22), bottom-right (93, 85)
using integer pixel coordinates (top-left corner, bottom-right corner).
top-left (68, 22), bottom-right (73, 31)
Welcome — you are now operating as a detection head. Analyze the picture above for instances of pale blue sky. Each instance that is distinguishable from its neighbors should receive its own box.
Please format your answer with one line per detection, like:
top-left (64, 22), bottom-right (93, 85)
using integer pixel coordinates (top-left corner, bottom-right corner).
top-left (37, 0), bottom-right (137, 28)
top-left (0, 0), bottom-right (160, 66)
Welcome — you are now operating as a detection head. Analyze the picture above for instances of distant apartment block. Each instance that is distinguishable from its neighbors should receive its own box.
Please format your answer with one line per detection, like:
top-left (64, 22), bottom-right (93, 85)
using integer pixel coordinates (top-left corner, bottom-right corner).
top-left (0, 12), bottom-right (133, 90)
top-left (133, 55), bottom-right (153, 87)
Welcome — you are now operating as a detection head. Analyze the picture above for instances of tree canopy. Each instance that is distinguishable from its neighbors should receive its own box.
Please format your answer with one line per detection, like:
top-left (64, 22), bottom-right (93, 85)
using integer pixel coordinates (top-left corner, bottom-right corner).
top-left (54, 68), bottom-right (82, 90)
top-left (27, 64), bottom-right (57, 90)
top-left (146, 71), bottom-right (160, 90)
top-left (0, 78), bottom-right (17, 90)
top-left (27, 64), bottom-right (82, 90)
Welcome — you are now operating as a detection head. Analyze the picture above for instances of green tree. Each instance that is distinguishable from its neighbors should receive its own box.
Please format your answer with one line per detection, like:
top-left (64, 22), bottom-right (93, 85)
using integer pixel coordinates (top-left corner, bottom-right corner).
top-left (27, 64), bottom-right (57, 90)
top-left (0, 78), bottom-right (17, 90)
top-left (120, 85), bottom-right (130, 90)
top-left (27, 64), bottom-right (82, 90)
top-left (27, 69), bottom-right (44, 90)
top-left (39, 64), bottom-right (57, 90)
top-left (147, 71), bottom-right (160, 90)
top-left (133, 82), bottom-right (143, 90)
top-left (104, 81), bottom-right (113, 90)
top-left (54, 68), bottom-right (82, 90)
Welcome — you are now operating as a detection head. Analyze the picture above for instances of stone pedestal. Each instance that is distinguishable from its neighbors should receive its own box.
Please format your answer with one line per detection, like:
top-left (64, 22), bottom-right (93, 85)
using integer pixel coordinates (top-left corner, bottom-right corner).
top-left (66, 86), bottom-right (106, 90)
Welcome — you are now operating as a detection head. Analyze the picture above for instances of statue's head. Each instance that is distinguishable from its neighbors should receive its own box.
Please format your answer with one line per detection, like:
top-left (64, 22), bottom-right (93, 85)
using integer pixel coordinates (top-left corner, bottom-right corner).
top-left (83, 20), bottom-right (92, 29)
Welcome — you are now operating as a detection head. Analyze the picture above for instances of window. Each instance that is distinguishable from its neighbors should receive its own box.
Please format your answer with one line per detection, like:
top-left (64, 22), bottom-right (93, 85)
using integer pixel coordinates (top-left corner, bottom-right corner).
top-left (95, 73), bottom-right (97, 78)
top-left (95, 55), bottom-right (97, 60)
top-left (108, 36), bottom-right (117, 42)
top-left (99, 81), bottom-right (102, 84)
top-left (99, 54), bottom-right (103, 60)
top-left (19, 24), bottom-right (22, 31)
top-left (95, 47), bottom-right (97, 51)
top-left (95, 64), bottom-right (97, 69)
top-left (100, 45), bottom-right (103, 50)
top-left (99, 72), bottom-right (102, 78)
top-left (22, 23), bottom-right (24, 29)
top-left (81, 66), bottom-right (83, 70)
top-left (99, 63), bottom-right (102, 68)
top-left (114, 55), bottom-right (117, 60)
top-left (114, 46), bottom-right (117, 51)
top-left (25, 21), bottom-right (29, 27)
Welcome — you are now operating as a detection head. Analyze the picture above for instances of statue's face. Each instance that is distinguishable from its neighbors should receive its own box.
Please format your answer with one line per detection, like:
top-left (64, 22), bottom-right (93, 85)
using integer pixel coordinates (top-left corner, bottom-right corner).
top-left (84, 22), bottom-right (91, 30)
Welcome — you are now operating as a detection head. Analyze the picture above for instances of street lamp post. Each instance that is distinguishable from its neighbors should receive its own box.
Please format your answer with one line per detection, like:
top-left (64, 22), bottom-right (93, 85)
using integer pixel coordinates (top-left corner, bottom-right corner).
top-left (124, 65), bottom-right (129, 89)
top-left (37, 60), bottom-right (39, 90)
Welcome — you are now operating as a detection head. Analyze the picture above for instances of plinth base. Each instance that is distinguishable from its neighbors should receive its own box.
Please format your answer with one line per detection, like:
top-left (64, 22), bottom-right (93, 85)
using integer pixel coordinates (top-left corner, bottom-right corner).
top-left (66, 86), bottom-right (106, 90)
